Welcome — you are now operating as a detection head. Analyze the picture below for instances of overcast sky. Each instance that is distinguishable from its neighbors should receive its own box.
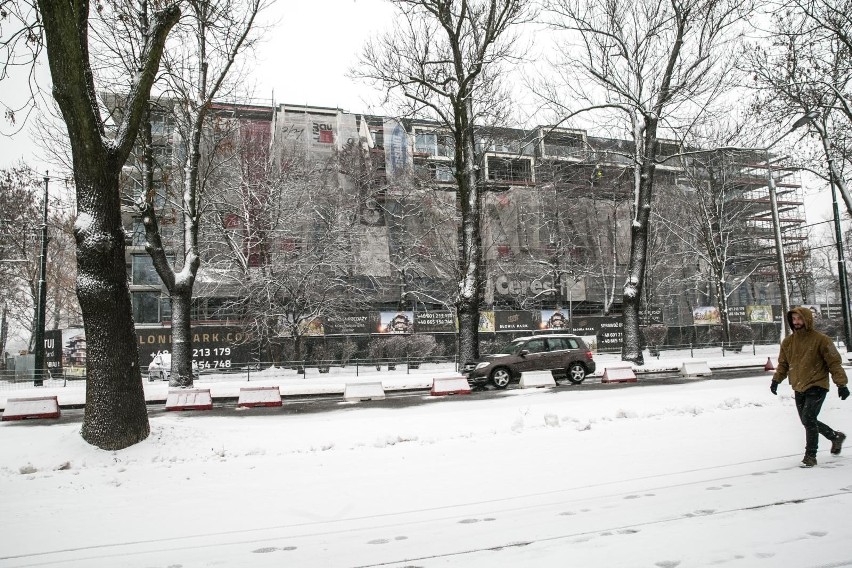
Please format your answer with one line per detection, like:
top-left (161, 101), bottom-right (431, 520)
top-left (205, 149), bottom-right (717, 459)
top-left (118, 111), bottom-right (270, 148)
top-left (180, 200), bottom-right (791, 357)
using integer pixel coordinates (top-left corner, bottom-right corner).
top-left (0, 0), bottom-right (834, 225)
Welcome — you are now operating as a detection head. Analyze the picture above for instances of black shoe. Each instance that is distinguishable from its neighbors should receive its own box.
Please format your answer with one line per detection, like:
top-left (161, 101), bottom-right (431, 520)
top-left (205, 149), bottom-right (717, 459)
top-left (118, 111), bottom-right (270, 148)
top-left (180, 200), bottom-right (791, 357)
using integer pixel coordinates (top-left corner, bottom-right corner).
top-left (801, 455), bottom-right (817, 468)
top-left (831, 432), bottom-right (846, 455)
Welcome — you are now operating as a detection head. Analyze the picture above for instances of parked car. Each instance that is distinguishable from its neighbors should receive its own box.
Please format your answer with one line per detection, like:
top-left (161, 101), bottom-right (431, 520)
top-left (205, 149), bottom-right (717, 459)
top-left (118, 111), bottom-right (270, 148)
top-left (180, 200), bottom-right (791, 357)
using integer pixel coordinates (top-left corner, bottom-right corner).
top-left (147, 353), bottom-right (200, 382)
top-left (463, 334), bottom-right (596, 388)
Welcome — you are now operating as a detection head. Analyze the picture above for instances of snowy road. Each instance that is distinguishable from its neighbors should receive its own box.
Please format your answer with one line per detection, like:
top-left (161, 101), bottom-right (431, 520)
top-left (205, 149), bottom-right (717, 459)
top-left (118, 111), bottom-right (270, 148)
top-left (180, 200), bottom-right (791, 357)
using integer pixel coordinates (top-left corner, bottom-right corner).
top-left (2, 371), bottom-right (851, 567)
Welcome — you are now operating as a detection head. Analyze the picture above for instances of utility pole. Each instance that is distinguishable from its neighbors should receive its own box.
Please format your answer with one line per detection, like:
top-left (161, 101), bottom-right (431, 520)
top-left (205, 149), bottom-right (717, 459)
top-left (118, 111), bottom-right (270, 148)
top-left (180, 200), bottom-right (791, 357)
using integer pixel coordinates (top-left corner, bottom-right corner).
top-left (830, 168), bottom-right (852, 351)
top-left (33, 173), bottom-right (49, 386)
top-left (766, 154), bottom-right (790, 340)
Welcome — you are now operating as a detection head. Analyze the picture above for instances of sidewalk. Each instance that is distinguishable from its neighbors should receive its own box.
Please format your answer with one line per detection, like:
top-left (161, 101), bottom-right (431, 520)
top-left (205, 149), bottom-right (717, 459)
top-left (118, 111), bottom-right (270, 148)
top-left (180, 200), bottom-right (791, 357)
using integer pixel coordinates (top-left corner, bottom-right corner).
top-left (0, 345), bottom-right (788, 411)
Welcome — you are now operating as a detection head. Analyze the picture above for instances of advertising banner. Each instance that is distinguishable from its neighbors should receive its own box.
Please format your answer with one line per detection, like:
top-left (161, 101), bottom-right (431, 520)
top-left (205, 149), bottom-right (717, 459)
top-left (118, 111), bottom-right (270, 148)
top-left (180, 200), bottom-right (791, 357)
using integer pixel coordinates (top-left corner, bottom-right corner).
top-left (820, 304), bottom-right (843, 318)
top-left (383, 118), bottom-right (412, 180)
top-left (324, 313), bottom-right (374, 335)
top-left (136, 326), bottom-right (253, 370)
top-left (569, 315), bottom-right (599, 336)
top-left (726, 305), bottom-right (746, 323)
top-left (692, 306), bottom-right (721, 325)
top-left (414, 311), bottom-right (456, 333)
top-left (297, 318), bottom-right (326, 337)
top-left (596, 317), bottom-right (624, 351)
top-left (639, 306), bottom-right (664, 324)
top-left (478, 311), bottom-right (495, 333)
top-left (540, 309), bottom-right (570, 331)
top-left (44, 329), bottom-right (63, 374)
top-left (746, 305), bottom-right (774, 323)
top-left (800, 304), bottom-right (822, 317)
top-left (377, 311), bottom-right (414, 333)
top-left (494, 310), bottom-right (536, 332)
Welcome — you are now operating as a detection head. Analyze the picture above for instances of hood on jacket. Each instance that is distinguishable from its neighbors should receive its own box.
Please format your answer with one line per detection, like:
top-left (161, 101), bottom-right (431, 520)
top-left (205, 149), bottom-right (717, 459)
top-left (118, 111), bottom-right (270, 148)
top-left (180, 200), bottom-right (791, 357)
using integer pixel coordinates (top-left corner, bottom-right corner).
top-left (787, 306), bottom-right (815, 332)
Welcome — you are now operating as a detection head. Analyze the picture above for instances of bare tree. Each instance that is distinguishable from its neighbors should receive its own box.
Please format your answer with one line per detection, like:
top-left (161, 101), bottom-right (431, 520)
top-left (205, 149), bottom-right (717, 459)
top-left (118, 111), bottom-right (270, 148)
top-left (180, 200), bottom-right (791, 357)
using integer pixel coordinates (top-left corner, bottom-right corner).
top-left (204, 133), bottom-right (371, 365)
top-left (7, 1), bottom-right (182, 449)
top-left (354, 0), bottom-right (531, 366)
top-left (542, 0), bottom-right (750, 363)
top-left (657, 148), bottom-right (769, 340)
top-left (132, 0), bottom-right (264, 387)
top-left (745, 1), bottom-right (852, 218)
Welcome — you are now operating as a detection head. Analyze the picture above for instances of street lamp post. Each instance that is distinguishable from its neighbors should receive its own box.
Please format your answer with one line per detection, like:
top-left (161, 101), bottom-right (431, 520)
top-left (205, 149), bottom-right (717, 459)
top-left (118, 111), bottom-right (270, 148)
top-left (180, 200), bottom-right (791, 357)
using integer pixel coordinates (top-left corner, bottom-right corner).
top-left (829, 168), bottom-right (852, 351)
top-left (33, 173), bottom-right (49, 386)
top-left (765, 155), bottom-right (791, 339)
top-left (758, 113), bottom-right (816, 341)
top-left (795, 110), bottom-right (852, 351)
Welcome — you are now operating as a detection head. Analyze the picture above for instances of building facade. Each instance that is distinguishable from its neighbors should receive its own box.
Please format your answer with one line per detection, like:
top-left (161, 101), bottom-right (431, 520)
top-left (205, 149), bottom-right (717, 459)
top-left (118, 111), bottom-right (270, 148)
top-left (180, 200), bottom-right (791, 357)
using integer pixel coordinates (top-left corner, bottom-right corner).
top-left (119, 101), bottom-right (813, 360)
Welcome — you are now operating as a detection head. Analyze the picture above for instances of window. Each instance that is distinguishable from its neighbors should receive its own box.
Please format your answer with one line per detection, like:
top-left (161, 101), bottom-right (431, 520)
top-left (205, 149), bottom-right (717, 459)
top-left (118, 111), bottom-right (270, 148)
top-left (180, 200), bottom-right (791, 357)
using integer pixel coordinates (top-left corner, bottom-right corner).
top-left (486, 155), bottom-right (534, 183)
top-left (525, 338), bottom-right (547, 353)
top-left (132, 292), bottom-right (163, 324)
top-left (542, 130), bottom-right (586, 159)
top-left (132, 255), bottom-right (162, 285)
top-left (413, 128), bottom-right (453, 158)
top-left (415, 132), bottom-right (437, 155)
top-left (435, 164), bottom-right (454, 182)
top-left (131, 254), bottom-right (174, 285)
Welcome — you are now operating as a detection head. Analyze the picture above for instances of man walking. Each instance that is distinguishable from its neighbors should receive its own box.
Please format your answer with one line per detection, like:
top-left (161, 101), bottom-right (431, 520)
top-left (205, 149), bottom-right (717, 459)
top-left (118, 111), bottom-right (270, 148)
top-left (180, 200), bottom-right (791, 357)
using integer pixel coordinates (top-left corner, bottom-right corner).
top-left (771, 306), bottom-right (850, 467)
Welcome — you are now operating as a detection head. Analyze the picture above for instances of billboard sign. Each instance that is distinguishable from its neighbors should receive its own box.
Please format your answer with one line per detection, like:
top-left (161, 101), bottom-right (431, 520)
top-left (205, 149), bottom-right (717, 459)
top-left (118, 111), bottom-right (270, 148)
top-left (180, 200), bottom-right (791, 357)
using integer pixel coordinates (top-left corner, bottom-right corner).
top-left (414, 311), bottom-right (456, 333)
top-left (494, 310), bottom-right (536, 332)
top-left (44, 329), bottom-right (63, 374)
top-left (136, 326), bottom-right (252, 370)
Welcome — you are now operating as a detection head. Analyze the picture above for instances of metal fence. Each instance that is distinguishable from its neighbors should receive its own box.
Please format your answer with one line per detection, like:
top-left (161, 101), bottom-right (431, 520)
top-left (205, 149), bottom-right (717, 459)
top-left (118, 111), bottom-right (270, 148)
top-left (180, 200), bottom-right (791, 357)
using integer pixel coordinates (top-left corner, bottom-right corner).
top-left (0, 340), bottom-right (795, 394)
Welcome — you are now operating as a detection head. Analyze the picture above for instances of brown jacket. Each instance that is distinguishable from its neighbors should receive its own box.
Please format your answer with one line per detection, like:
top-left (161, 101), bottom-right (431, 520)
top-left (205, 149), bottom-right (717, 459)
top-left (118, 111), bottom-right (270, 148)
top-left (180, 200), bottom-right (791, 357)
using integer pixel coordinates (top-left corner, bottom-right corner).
top-left (772, 307), bottom-right (848, 392)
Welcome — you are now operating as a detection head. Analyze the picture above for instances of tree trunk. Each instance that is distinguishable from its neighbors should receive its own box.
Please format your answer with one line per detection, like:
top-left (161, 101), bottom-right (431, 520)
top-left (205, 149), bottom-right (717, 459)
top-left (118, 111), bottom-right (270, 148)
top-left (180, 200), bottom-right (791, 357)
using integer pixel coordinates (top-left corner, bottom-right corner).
top-left (37, 0), bottom-right (180, 449)
top-left (455, 99), bottom-right (482, 367)
top-left (621, 131), bottom-right (657, 365)
top-left (76, 169), bottom-right (150, 449)
top-left (169, 288), bottom-right (194, 387)
top-left (717, 275), bottom-right (731, 343)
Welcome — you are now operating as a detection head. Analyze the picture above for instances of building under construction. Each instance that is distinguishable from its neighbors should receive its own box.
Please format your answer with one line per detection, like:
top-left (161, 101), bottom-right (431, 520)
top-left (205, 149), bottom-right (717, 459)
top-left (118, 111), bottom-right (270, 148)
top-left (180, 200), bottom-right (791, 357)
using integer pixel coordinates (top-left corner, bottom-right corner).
top-left (121, 102), bottom-right (812, 337)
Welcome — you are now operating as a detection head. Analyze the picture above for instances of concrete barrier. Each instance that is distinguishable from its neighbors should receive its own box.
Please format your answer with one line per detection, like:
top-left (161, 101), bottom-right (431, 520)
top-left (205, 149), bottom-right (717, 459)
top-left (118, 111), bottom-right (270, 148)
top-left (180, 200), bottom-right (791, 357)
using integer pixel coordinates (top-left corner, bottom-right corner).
top-left (2, 396), bottom-right (61, 421)
top-left (680, 361), bottom-right (712, 377)
top-left (165, 389), bottom-right (213, 411)
top-left (344, 382), bottom-right (386, 401)
top-left (602, 364), bottom-right (637, 383)
top-left (519, 371), bottom-right (556, 389)
top-left (238, 386), bottom-right (282, 408)
top-left (431, 376), bottom-right (471, 396)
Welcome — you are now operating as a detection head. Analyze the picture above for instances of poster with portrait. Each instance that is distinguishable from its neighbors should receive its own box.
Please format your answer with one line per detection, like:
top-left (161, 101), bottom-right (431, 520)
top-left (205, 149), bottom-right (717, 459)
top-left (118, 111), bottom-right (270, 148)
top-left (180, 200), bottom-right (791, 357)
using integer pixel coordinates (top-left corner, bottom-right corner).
top-left (540, 309), bottom-right (570, 330)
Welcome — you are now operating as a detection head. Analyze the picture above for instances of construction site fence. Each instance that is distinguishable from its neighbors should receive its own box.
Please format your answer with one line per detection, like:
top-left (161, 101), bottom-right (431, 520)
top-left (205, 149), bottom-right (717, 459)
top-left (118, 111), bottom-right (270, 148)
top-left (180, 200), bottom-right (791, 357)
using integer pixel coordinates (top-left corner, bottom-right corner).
top-left (0, 338), bottom-right (823, 393)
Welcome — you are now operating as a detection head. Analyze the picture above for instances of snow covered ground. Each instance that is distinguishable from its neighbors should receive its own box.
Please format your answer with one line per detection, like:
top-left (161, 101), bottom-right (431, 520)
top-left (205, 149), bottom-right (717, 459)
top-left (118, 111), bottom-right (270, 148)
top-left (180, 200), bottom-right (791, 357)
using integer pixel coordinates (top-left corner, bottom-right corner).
top-left (1, 350), bottom-right (851, 567)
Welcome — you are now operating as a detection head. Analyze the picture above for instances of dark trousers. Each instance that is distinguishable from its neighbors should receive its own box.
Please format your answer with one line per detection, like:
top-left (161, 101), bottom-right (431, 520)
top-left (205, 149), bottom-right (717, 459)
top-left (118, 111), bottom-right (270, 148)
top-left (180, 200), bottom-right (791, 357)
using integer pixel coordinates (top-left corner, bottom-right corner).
top-left (795, 387), bottom-right (836, 457)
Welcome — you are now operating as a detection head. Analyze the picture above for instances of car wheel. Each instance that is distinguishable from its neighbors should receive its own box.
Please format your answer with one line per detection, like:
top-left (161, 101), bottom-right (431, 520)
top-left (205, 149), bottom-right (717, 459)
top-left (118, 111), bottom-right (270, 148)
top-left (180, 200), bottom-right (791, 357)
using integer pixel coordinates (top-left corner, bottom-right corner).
top-left (490, 367), bottom-right (512, 389)
top-left (566, 362), bottom-right (587, 384)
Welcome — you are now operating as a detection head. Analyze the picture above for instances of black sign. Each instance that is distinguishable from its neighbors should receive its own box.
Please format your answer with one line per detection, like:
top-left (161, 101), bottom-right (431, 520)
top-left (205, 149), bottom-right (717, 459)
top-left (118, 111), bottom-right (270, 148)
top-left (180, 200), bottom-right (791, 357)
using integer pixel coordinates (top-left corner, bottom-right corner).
top-left (494, 310), bottom-right (536, 332)
top-left (596, 317), bottom-right (624, 351)
top-left (568, 316), bottom-right (599, 336)
top-left (726, 305), bottom-right (746, 323)
top-left (639, 306), bottom-right (664, 324)
top-left (414, 311), bottom-right (456, 333)
top-left (820, 304), bottom-right (843, 318)
top-left (324, 313), bottom-right (375, 335)
top-left (136, 326), bottom-right (252, 370)
top-left (44, 329), bottom-right (63, 373)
